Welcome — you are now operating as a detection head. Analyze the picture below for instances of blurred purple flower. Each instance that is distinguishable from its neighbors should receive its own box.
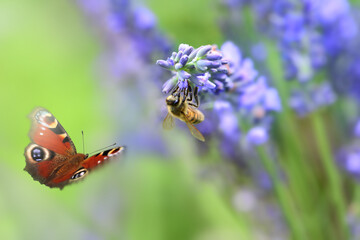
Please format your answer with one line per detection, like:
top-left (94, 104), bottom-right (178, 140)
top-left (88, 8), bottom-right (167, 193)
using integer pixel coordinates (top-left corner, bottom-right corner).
top-left (247, 127), bottom-right (269, 145)
top-left (337, 147), bottom-right (360, 180)
top-left (264, 88), bottom-right (282, 112)
top-left (346, 152), bottom-right (360, 174)
top-left (133, 7), bottom-right (157, 30)
top-left (289, 82), bottom-right (336, 116)
top-left (77, 0), bottom-right (172, 156)
top-left (354, 120), bottom-right (360, 138)
top-left (311, 82), bottom-right (337, 107)
top-left (251, 42), bottom-right (267, 62)
top-left (214, 100), bottom-right (240, 143)
top-left (78, 0), bottom-right (171, 69)
top-left (221, 41), bottom-right (242, 73)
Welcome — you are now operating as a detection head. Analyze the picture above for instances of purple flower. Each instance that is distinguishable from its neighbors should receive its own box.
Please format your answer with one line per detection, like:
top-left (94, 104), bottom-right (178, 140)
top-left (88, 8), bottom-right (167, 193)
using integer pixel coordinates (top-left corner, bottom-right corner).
top-left (311, 82), bottom-right (337, 107)
top-left (222, 41), bottom-right (259, 84)
top-left (246, 126), bottom-right (269, 145)
top-left (158, 41), bottom-right (282, 147)
top-left (79, 0), bottom-right (171, 67)
top-left (337, 147), bottom-right (360, 180)
top-left (354, 120), bottom-right (360, 138)
top-left (238, 76), bottom-right (267, 107)
top-left (214, 100), bottom-right (240, 142)
top-left (289, 90), bottom-right (311, 117)
top-left (235, 59), bottom-right (258, 84)
top-left (264, 88), bottom-right (282, 112)
top-left (157, 44), bottom-right (230, 93)
top-left (221, 41), bottom-right (242, 73)
top-left (251, 43), bottom-right (267, 62)
top-left (133, 7), bottom-right (157, 30)
top-left (238, 77), bottom-right (282, 113)
top-left (289, 82), bottom-right (336, 116)
top-left (278, 13), bottom-right (305, 44)
top-left (309, 0), bottom-right (350, 25)
top-left (346, 152), bottom-right (360, 174)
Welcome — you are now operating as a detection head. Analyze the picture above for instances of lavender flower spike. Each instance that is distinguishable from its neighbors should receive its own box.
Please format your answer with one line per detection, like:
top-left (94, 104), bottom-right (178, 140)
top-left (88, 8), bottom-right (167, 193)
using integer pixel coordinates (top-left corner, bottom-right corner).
top-left (156, 43), bottom-right (230, 92)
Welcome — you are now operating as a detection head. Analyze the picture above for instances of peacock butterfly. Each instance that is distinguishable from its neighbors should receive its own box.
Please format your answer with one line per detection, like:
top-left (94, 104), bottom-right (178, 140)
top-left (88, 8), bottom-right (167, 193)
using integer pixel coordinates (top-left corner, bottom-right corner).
top-left (24, 108), bottom-right (125, 189)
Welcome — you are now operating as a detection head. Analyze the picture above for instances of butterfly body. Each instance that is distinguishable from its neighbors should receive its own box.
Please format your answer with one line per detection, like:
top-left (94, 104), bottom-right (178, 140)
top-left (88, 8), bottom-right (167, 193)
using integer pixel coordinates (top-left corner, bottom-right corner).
top-left (24, 108), bottom-right (124, 189)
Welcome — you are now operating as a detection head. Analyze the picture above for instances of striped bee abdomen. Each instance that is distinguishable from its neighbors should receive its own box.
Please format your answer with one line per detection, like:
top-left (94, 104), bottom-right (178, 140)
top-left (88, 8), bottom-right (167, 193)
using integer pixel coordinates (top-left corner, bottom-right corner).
top-left (185, 107), bottom-right (204, 124)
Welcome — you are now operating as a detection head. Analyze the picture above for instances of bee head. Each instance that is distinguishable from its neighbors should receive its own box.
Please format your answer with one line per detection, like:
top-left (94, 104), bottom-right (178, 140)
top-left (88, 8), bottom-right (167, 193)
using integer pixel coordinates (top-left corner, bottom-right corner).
top-left (166, 95), bottom-right (181, 106)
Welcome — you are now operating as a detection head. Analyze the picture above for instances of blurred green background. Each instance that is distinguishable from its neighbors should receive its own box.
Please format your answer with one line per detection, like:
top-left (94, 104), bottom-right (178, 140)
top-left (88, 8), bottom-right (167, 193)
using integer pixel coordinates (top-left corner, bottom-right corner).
top-left (0, 1), bottom-right (256, 239)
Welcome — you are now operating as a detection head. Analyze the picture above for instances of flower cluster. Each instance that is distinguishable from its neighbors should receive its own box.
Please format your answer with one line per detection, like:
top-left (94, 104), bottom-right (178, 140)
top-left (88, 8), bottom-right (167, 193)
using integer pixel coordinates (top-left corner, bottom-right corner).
top-left (77, 0), bottom-right (172, 155)
top-left (157, 44), bottom-right (228, 94)
top-left (214, 42), bottom-right (281, 146)
top-left (77, 0), bottom-right (171, 81)
top-left (220, 0), bottom-right (360, 114)
top-left (157, 41), bottom-right (282, 147)
top-left (289, 82), bottom-right (337, 116)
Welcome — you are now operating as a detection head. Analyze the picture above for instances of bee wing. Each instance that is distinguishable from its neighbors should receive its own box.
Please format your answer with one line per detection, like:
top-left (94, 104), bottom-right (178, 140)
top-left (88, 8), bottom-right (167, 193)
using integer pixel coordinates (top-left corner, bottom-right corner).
top-left (163, 113), bottom-right (175, 130)
top-left (182, 114), bottom-right (205, 142)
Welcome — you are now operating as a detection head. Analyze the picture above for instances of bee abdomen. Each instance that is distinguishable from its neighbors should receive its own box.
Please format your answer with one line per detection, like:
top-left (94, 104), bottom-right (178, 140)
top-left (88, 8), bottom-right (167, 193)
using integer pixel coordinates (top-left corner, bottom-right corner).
top-left (186, 108), bottom-right (204, 124)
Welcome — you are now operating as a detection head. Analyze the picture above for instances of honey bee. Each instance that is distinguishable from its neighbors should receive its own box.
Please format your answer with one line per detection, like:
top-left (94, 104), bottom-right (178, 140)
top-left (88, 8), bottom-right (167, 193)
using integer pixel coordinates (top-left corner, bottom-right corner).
top-left (163, 93), bottom-right (205, 142)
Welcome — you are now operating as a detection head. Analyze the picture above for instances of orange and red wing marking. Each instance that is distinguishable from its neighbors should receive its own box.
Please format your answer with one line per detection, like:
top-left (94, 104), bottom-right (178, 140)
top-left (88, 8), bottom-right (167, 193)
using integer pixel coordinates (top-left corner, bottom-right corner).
top-left (82, 147), bottom-right (125, 170)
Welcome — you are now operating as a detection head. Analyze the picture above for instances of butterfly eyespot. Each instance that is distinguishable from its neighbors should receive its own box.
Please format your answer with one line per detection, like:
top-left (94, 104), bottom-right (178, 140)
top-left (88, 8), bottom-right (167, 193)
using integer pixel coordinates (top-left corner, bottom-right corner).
top-left (31, 147), bottom-right (45, 161)
top-left (25, 143), bottom-right (52, 163)
top-left (71, 169), bottom-right (88, 180)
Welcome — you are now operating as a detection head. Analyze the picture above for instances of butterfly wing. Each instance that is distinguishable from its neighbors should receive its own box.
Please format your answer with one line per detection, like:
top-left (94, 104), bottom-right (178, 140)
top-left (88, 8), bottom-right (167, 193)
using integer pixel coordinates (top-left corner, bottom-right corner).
top-left (24, 145), bottom-right (125, 189)
top-left (28, 107), bottom-right (76, 156)
top-left (24, 108), bottom-right (79, 189)
top-left (81, 146), bottom-right (125, 170)
top-left (24, 108), bottom-right (125, 189)
top-left (51, 147), bottom-right (126, 189)
top-left (24, 142), bottom-right (77, 189)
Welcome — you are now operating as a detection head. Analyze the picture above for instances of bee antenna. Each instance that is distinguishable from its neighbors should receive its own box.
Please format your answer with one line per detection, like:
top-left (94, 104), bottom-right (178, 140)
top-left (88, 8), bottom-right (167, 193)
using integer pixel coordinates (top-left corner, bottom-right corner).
top-left (88, 143), bottom-right (117, 155)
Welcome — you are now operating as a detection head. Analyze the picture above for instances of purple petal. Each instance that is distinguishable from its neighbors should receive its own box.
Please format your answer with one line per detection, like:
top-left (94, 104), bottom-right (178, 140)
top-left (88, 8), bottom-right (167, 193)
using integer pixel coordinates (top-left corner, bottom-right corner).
top-left (221, 41), bottom-right (242, 70)
top-left (246, 127), bottom-right (268, 145)
top-left (346, 152), bottom-right (360, 174)
top-left (196, 45), bottom-right (212, 58)
top-left (264, 88), bottom-right (282, 112)
top-left (355, 120), bottom-right (360, 138)
top-left (133, 7), bottom-right (157, 30)
top-left (162, 76), bottom-right (178, 93)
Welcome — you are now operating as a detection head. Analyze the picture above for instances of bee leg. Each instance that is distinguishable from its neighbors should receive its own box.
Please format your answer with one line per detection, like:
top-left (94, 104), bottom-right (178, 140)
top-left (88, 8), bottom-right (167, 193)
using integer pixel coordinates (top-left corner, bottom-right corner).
top-left (193, 87), bottom-right (199, 108)
top-left (186, 86), bottom-right (199, 108)
top-left (183, 84), bottom-right (189, 100)
top-left (187, 85), bottom-right (193, 102)
top-left (180, 92), bottom-right (187, 105)
top-left (171, 85), bottom-right (180, 96)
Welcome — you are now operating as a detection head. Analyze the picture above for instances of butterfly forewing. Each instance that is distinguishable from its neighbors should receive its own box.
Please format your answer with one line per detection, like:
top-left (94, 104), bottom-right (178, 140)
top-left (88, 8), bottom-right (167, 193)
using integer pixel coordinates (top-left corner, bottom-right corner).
top-left (29, 108), bottom-right (76, 155)
top-left (82, 147), bottom-right (125, 169)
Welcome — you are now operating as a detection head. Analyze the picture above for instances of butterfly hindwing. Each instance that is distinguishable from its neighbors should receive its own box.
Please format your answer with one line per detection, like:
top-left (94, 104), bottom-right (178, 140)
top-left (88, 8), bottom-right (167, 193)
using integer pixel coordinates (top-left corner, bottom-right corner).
top-left (24, 142), bottom-right (76, 188)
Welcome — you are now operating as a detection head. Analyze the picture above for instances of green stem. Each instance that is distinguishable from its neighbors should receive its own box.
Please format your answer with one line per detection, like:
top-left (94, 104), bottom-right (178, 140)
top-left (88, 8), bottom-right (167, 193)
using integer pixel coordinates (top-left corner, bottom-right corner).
top-left (264, 40), bottom-right (326, 239)
top-left (311, 112), bottom-right (349, 239)
top-left (256, 146), bottom-right (308, 240)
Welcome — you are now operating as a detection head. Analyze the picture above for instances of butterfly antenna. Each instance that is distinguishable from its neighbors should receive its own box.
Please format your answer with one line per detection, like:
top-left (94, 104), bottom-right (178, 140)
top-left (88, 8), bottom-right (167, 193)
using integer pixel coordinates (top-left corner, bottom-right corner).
top-left (88, 143), bottom-right (117, 155)
top-left (82, 131), bottom-right (85, 154)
